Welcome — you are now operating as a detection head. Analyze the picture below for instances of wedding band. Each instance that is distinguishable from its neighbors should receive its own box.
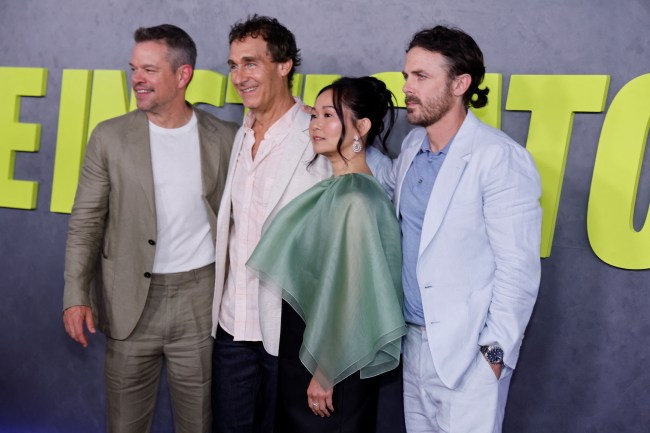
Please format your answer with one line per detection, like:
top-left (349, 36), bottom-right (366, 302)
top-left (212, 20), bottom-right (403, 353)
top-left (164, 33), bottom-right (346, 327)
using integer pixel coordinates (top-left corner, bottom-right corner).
top-left (312, 402), bottom-right (319, 407)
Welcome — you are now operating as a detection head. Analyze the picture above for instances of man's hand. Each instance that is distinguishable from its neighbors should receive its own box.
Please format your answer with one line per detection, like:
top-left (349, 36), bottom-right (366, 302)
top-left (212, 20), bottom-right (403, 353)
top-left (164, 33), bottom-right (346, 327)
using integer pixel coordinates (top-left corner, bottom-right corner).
top-left (307, 376), bottom-right (334, 417)
top-left (63, 306), bottom-right (96, 348)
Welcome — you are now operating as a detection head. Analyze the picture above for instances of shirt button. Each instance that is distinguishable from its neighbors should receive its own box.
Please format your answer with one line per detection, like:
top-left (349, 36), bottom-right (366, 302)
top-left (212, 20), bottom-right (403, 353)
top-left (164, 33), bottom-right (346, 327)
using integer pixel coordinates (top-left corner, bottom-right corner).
top-left (148, 239), bottom-right (156, 245)
top-left (144, 272), bottom-right (152, 278)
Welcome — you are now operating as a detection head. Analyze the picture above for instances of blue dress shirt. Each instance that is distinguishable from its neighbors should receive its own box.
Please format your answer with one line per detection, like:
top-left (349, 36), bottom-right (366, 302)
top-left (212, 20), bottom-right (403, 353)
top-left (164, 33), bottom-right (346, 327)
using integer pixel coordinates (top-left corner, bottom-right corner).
top-left (400, 135), bottom-right (452, 325)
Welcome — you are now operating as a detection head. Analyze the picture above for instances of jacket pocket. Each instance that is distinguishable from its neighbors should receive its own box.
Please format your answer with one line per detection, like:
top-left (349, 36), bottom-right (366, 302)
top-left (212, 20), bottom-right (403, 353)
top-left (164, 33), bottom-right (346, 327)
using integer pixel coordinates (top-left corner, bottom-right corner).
top-left (101, 238), bottom-right (110, 259)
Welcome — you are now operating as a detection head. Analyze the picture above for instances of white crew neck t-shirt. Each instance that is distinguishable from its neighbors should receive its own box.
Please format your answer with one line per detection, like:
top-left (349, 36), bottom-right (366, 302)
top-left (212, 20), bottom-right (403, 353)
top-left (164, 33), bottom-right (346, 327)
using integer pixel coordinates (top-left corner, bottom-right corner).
top-left (149, 112), bottom-right (214, 273)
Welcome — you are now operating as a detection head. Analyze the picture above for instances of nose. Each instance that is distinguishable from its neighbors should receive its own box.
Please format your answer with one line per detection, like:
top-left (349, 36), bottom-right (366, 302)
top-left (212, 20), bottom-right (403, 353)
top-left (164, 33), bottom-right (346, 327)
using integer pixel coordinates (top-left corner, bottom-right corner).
top-left (402, 78), bottom-right (412, 96)
top-left (230, 67), bottom-right (249, 86)
top-left (131, 69), bottom-right (144, 86)
top-left (229, 70), bottom-right (240, 86)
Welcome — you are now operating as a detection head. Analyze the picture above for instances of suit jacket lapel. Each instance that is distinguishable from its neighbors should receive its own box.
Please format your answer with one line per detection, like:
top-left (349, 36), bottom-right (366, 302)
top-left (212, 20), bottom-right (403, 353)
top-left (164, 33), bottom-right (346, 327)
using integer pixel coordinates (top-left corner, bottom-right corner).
top-left (127, 110), bottom-right (157, 220)
top-left (217, 127), bottom-right (245, 231)
top-left (197, 111), bottom-right (217, 199)
top-left (263, 125), bottom-right (309, 222)
top-left (418, 151), bottom-right (469, 256)
top-left (418, 112), bottom-right (478, 257)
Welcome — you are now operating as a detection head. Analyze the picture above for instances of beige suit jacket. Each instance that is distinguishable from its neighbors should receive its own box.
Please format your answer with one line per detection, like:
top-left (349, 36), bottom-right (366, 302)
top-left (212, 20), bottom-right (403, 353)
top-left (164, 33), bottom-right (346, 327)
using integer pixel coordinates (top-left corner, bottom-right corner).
top-left (63, 107), bottom-right (238, 340)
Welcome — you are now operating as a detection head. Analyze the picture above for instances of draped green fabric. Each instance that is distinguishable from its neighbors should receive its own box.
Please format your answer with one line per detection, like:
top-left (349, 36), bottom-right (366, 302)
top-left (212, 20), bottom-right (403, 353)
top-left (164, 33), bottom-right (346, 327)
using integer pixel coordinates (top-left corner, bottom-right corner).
top-left (247, 173), bottom-right (406, 389)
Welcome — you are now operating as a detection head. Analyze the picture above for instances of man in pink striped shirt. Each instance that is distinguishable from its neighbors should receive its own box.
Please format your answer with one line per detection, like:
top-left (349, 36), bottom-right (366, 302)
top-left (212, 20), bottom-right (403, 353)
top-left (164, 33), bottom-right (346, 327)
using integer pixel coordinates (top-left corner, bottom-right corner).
top-left (211, 15), bottom-right (330, 433)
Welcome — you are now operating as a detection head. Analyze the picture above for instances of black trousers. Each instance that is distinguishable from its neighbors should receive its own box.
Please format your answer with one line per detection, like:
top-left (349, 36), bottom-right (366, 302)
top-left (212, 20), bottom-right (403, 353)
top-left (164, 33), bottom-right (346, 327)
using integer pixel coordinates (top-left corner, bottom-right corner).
top-left (212, 325), bottom-right (278, 433)
top-left (275, 302), bottom-right (379, 433)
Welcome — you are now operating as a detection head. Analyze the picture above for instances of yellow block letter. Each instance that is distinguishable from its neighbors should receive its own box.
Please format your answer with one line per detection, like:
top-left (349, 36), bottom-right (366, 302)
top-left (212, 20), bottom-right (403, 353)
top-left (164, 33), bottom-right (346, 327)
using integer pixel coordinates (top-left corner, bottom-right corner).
top-left (588, 74), bottom-right (650, 269)
top-left (87, 70), bottom-right (130, 140)
top-left (186, 70), bottom-right (228, 107)
top-left (371, 72), bottom-right (406, 108)
top-left (506, 75), bottom-right (610, 257)
top-left (302, 74), bottom-right (341, 107)
top-left (50, 70), bottom-right (92, 213)
top-left (0, 67), bottom-right (47, 210)
top-left (50, 70), bottom-right (129, 213)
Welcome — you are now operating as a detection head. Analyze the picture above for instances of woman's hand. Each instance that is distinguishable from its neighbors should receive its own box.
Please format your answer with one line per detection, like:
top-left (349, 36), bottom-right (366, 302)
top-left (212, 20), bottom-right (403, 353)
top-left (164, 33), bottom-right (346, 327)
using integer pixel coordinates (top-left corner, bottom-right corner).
top-left (307, 376), bottom-right (334, 417)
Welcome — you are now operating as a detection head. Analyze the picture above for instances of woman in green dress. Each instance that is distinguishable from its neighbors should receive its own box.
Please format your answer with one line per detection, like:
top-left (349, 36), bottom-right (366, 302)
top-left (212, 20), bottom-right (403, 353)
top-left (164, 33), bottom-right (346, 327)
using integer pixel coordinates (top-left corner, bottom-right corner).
top-left (247, 76), bottom-right (406, 432)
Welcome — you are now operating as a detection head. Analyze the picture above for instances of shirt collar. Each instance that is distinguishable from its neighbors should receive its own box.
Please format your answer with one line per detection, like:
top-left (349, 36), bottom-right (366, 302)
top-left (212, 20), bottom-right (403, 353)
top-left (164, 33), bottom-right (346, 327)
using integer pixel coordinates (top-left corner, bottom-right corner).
top-left (242, 97), bottom-right (302, 135)
top-left (419, 133), bottom-right (455, 156)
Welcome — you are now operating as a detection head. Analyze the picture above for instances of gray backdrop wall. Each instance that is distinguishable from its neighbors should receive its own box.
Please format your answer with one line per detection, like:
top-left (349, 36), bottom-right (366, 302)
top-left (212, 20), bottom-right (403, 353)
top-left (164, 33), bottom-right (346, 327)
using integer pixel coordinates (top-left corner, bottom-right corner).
top-left (1, 0), bottom-right (649, 432)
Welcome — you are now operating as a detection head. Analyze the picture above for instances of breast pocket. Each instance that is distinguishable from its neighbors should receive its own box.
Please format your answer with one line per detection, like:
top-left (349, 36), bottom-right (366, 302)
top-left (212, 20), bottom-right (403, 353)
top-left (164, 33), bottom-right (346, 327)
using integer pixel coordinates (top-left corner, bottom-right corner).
top-left (445, 199), bottom-right (483, 226)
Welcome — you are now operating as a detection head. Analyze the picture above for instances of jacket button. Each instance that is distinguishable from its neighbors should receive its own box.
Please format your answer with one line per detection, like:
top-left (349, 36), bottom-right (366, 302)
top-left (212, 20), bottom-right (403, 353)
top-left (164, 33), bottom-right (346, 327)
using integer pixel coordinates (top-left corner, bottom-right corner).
top-left (144, 272), bottom-right (152, 278)
top-left (148, 239), bottom-right (156, 245)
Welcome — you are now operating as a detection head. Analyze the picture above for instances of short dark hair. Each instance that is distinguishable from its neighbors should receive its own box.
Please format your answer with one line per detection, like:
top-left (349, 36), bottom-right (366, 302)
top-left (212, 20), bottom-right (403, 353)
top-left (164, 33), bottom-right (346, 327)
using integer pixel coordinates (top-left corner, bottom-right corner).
top-left (229, 14), bottom-right (301, 88)
top-left (407, 25), bottom-right (488, 109)
top-left (134, 24), bottom-right (197, 70)
top-left (317, 76), bottom-right (397, 162)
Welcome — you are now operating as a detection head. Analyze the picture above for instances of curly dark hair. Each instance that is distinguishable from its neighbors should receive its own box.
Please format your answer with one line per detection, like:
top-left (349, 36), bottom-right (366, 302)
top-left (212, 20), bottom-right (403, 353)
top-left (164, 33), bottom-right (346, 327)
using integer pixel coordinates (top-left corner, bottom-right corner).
top-left (407, 25), bottom-right (489, 109)
top-left (134, 24), bottom-right (197, 70)
top-left (229, 14), bottom-right (302, 89)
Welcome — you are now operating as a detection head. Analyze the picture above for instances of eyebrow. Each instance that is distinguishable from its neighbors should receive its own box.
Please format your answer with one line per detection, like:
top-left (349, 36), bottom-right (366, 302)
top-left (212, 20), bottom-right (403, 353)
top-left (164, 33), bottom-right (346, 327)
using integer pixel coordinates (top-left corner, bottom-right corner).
top-left (313, 105), bottom-right (336, 111)
top-left (228, 55), bottom-right (260, 65)
top-left (129, 62), bottom-right (158, 69)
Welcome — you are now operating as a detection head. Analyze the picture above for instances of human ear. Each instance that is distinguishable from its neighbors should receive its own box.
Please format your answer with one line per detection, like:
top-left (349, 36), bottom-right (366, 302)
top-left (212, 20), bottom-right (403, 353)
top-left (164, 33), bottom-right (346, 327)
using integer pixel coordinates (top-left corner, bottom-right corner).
top-left (452, 73), bottom-right (471, 97)
top-left (278, 59), bottom-right (293, 77)
top-left (355, 117), bottom-right (371, 139)
top-left (177, 64), bottom-right (193, 89)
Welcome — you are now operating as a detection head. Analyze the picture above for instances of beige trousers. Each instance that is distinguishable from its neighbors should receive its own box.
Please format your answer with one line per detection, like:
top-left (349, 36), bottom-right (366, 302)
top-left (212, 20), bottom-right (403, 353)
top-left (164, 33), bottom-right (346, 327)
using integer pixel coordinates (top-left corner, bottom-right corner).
top-left (104, 263), bottom-right (215, 433)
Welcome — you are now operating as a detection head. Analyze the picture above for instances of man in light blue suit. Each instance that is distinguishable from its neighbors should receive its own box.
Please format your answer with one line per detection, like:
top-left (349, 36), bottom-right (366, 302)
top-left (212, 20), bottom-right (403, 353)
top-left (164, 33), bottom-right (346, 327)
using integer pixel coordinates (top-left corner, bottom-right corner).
top-left (385, 26), bottom-right (542, 433)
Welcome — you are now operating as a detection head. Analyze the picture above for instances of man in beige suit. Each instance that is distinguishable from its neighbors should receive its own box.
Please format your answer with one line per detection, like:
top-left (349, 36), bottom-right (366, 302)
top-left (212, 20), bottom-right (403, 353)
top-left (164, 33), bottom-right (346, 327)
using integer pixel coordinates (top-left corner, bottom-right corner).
top-left (62, 24), bottom-right (237, 433)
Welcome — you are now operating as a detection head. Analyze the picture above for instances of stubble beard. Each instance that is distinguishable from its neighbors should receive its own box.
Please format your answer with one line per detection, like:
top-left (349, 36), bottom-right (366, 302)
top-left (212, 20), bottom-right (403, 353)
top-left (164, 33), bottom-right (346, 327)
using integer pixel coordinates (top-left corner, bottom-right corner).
top-left (405, 87), bottom-right (454, 128)
top-left (136, 100), bottom-right (154, 112)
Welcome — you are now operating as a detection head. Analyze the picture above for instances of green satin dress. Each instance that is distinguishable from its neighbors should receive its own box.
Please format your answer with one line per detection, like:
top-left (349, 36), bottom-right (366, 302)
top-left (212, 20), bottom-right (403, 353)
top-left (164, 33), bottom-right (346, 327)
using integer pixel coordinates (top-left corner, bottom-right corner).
top-left (247, 173), bottom-right (406, 431)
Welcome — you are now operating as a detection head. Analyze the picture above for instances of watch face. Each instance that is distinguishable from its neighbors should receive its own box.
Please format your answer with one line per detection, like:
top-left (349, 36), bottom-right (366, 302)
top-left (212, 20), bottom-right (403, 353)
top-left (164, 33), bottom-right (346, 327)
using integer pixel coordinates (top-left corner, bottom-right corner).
top-left (486, 347), bottom-right (504, 364)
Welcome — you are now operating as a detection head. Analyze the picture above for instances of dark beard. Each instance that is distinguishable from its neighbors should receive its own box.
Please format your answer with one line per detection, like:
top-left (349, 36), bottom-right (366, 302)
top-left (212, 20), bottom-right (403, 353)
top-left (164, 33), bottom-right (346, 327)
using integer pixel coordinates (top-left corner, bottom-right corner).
top-left (405, 88), bottom-right (453, 127)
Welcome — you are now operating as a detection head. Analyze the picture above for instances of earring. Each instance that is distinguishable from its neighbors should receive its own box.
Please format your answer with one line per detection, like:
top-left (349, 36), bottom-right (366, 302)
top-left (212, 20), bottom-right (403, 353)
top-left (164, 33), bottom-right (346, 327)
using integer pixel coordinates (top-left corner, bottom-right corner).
top-left (352, 135), bottom-right (362, 153)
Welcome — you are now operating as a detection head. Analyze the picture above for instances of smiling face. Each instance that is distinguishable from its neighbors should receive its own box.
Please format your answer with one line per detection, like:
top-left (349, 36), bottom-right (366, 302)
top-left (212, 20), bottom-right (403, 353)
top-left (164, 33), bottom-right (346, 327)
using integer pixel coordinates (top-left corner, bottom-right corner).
top-left (228, 36), bottom-right (291, 114)
top-left (402, 47), bottom-right (456, 127)
top-left (309, 89), bottom-right (358, 160)
top-left (130, 40), bottom-right (188, 116)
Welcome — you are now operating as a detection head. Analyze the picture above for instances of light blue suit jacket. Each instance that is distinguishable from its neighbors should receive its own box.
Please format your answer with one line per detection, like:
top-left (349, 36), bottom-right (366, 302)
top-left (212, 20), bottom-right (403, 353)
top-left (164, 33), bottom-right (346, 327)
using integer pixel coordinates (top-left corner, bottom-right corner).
top-left (384, 111), bottom-right (542, 389)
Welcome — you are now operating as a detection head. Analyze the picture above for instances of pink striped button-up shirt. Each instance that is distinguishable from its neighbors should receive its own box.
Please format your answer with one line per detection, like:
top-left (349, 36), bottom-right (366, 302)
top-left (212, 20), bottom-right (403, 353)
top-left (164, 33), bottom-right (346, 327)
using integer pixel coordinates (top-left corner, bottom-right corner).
top-left (219, 102), bottom-right (302, 341)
